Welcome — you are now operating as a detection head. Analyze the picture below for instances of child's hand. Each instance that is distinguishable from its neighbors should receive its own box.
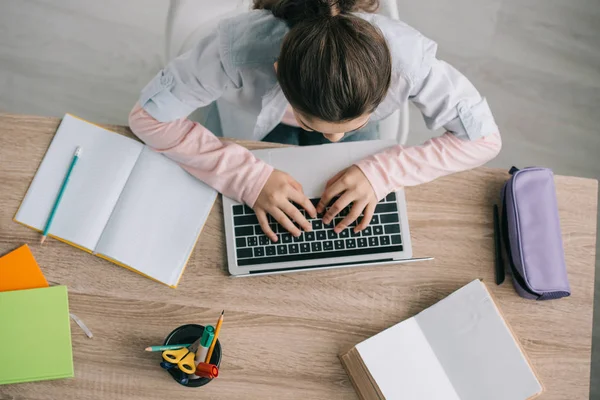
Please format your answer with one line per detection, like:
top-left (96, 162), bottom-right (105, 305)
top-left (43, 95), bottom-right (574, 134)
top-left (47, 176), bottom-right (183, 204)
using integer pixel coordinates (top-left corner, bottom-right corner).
top-left (254, 169), bottom-right (317, 242)
top-left (317, 166), bottom-right (377, 233)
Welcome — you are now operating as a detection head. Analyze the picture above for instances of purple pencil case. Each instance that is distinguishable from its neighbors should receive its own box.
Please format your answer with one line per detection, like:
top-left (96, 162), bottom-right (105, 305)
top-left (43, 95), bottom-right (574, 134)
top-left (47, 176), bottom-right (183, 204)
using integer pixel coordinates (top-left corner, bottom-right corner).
top-left (499, 167), bottom-right (571, 300)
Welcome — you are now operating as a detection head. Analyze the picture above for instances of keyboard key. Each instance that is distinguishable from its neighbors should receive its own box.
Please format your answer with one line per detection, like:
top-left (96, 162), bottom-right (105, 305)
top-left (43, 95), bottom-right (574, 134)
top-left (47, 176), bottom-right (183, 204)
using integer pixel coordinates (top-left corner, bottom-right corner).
top-left (375, 203), bottom-right (397, 213)
top-left (269, 223), bottom-right (277, 233)
top-left (265, 246), bottom-right (276, 256)
top-left (370, 215), bottom-right (379, 225)
top-left (323, 241), bottom-right (334, 251)
top-left (235, 226), bottom-right (254, 236)
top-left (316, 230), bottom-right (327, 240)
top-left (281, 233), bottom-right (293, 243)
top-left (247, 237), bottom-right (258, 246)
top-left (254, 247), bottom-right (265, 257)
top-left (340, 208), bottom-right (349, 217)
top-left (300, 243), bottom-right (311, 253)
top-left (350, 229), bottom-right (360, 237)
top-left (310, 198), bottom-right (320, 207)
top-left (385, 192), bottom-right (397, 202)
top-left (327, 230), bottom-right (338, 239)
top-left (233, 205), bottom-right (244, 215)
top-left (311, 242), bottom-right (322, 252)
top-left (357, 238), bottom-right (368, 247)
top-left (346, 238), bottom-right (357, 249)
top-left (259, 236), bottom-right (269, 245)
top-left (334, 217), bottom-right (344, 226)
top-left (289, 244), bottom-right (299, 254)
top-left (236, 237), bottom-right (246, 248)
top-left (339, 229), bottom-right (350, 238)
top-left (380, 213), bottom-right (400, 224)
top-left (384, 224), bottom-right (401, 234)
top-left (362, 227), bottom-right (372, 236)
top-left (305, 232), bottom-right (316, 241)
top-left (254, 226), bottom-right (262, 235)
top-left (323, 220), bottom-right (334, 229)
top-left (236, 248), bottom-right (253, 259)
top-left (334, 240), bottom-right (345, 250)
top-left (312, 220), bottom-right (323, 230)
top-left (277, 245), bottom-right (288, 255)
top-left (368, 237), bottom-right (379, 247)
top-left (391, 234), bottom-right (402, 244)
top-left (268, 214), bottom-right (275, 223)
top-left (373, 226), bottom-right (384, 235)
top-left (293, 233), bottom-right (304, 242)
top-left (243, 205), bottom-right (253, 214)
top-left (380, 236), bottom-right (391, 246)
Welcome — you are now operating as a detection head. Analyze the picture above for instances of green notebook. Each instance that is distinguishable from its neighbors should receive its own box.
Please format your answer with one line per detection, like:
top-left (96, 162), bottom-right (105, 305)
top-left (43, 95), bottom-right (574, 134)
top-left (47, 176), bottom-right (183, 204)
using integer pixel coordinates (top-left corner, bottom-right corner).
top-left (0, 286), bottom-right (74, 385)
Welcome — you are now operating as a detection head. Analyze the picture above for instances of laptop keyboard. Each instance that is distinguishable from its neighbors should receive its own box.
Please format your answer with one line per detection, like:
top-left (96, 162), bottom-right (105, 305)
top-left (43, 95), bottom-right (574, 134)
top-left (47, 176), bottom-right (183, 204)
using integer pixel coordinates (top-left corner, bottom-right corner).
top-left (232, 192), bottom-right (403, 266)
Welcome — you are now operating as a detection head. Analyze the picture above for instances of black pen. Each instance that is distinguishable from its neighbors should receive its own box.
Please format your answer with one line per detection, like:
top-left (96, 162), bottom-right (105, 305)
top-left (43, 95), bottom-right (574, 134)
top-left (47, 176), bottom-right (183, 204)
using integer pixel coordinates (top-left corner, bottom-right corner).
top-left (493, 204), bottom-right (505, 285)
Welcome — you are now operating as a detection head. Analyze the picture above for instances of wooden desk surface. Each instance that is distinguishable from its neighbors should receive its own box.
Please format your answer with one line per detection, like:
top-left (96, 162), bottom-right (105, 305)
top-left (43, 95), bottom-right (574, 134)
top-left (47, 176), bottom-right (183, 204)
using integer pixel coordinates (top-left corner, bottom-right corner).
top-left (0, 113), bottom-right (597, 400)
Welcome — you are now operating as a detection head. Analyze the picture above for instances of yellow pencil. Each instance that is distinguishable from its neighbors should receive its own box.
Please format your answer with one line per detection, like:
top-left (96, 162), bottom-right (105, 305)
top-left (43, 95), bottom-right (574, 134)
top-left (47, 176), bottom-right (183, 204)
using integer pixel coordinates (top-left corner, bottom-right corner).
top-left (205, 310), bottom-right (224, 363)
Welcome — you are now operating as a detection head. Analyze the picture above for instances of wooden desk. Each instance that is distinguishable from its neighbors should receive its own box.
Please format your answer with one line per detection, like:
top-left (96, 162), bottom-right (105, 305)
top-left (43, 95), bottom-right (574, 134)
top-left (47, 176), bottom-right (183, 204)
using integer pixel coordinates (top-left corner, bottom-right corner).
top-left (0, 113), bottom-right (597, 400)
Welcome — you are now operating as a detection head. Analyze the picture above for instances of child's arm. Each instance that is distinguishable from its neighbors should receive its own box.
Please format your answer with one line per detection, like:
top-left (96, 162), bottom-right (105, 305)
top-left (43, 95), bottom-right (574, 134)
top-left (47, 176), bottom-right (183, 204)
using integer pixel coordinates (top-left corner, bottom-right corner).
top-left (129, 104), bottom-right (316, 241)
top-left (355, 131), bottom-right (501, 201)
top-left (128, 103), bottom-right (273, 207)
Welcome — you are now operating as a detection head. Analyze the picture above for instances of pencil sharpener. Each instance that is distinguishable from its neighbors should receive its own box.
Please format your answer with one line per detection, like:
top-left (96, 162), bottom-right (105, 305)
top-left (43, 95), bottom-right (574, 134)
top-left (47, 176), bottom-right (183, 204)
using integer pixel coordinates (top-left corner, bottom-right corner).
top-left (162, 324), bottom-right (222, 387)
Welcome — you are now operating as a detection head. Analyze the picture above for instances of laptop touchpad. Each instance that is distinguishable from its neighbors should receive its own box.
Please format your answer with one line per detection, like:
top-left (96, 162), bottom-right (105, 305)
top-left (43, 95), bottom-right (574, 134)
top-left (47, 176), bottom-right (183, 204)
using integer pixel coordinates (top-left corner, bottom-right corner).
top-left (266, 145), bottom-right (353, 198)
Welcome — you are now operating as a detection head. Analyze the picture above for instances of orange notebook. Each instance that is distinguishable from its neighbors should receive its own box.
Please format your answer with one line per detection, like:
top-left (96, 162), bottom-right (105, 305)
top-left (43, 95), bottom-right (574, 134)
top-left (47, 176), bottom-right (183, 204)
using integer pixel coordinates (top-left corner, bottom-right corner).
top-left (0, 244), bottom-right (48, 292)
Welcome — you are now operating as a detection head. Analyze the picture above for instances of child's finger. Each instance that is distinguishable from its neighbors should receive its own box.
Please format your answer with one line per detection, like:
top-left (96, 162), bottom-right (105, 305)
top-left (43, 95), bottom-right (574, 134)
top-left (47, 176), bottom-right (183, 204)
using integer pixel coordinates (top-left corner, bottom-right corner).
top-left (318, 180), bottom-right (345, 214)
top-left (355, 202), bottom-right (376, 232)
top-left (335, 201), bottom-right (367, 233)
top-left (270, 207), bottom-right (302, 237)
top-left (323, 192), bottom-right (353, 225)
top-left (281, 201), bottom-right (312, 232)
top-left (289, 189), bottom-right (317, 218)
top-left (256, 210), bottom-right (277, 242)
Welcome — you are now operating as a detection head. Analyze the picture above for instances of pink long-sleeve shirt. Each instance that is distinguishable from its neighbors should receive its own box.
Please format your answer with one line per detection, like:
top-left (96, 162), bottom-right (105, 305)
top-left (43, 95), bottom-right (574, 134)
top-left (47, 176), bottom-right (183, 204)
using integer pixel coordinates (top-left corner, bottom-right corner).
top-left (129, 103), bottom-right (501, 206)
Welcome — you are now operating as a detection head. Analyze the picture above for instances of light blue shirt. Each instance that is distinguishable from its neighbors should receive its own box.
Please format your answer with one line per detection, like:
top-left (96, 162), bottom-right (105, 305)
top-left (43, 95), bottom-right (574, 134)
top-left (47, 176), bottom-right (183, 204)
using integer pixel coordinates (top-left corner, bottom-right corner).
top-left (139, 10), bottom-right (498, 142)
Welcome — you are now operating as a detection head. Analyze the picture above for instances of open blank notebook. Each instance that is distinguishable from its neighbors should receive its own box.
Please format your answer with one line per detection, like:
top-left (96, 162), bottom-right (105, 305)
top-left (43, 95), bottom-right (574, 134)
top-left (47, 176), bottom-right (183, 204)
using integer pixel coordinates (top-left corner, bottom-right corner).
top-left (15, 115), bottom-right (217, 287)
top-left (340, 280), bottom-right (543, 400)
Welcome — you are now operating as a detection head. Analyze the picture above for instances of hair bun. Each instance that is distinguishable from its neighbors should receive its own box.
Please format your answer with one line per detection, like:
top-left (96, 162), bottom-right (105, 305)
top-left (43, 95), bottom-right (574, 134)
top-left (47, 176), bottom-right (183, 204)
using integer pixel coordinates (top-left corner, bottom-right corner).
top-left (258, 0), bottom-right (379, 25)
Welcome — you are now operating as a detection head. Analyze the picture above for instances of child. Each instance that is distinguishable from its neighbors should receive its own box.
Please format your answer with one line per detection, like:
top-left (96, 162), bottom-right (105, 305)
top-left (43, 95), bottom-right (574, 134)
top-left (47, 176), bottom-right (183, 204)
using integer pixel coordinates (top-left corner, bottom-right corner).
top-left (129, 0), bottom-right (501, 243)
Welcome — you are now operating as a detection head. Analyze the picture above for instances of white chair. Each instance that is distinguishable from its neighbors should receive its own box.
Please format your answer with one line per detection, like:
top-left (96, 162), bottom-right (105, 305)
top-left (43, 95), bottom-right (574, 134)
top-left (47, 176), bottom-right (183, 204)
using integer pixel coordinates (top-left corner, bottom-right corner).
top-left (164, 0), bottom-right (409, 144)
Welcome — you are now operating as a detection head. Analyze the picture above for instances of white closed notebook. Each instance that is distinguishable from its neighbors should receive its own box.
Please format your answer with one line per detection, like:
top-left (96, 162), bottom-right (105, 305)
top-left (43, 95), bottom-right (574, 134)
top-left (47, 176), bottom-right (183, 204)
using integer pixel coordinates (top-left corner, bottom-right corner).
top-left (15, 114), bottom-right (217, 287)
top-left (353, 280), bottom-right (542, 400)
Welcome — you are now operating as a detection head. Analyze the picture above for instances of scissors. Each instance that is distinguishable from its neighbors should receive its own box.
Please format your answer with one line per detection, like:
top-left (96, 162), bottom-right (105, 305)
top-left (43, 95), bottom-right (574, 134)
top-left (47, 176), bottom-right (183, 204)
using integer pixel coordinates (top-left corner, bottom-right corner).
top-left (161, 338), bottom-right (201, 374)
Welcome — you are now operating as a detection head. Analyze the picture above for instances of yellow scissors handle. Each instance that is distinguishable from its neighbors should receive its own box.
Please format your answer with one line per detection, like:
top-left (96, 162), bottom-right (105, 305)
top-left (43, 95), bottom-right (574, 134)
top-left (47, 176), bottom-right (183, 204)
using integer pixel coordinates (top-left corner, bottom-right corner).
top-left (162, 347), bottom-right (188, 363)
top-left (177, 351), bottom-right (197, 374)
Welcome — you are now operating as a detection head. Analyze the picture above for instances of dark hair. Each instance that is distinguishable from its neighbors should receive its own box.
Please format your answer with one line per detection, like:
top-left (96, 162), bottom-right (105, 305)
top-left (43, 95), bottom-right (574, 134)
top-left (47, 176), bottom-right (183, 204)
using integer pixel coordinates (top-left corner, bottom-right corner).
top-left (254, 0), bottom-right (392, 123)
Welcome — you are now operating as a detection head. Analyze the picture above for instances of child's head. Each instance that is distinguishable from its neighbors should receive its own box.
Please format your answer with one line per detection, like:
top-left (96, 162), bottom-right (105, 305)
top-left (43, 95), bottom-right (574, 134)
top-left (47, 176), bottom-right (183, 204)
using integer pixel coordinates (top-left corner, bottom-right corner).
top-left (255, 0), bottom-right (391, 139)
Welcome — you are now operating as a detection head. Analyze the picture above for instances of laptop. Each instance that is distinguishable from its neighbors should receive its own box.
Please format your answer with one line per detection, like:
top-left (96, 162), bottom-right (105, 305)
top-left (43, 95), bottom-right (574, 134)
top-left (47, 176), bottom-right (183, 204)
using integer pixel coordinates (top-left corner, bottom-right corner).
top-left (223, 140), bottom-right (427, 277)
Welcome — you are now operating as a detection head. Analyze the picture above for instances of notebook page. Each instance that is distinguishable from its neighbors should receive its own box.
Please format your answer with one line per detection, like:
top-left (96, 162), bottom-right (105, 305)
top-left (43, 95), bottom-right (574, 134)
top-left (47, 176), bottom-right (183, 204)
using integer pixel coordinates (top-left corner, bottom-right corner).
top-left (356, 317), bottom-right (460, 400)
top-left (15, 115), bottom-right (143, 250)
top-left (95, 147), bottom-right (217, 286)
top-left (416, 280), bottom-right (542, 400)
